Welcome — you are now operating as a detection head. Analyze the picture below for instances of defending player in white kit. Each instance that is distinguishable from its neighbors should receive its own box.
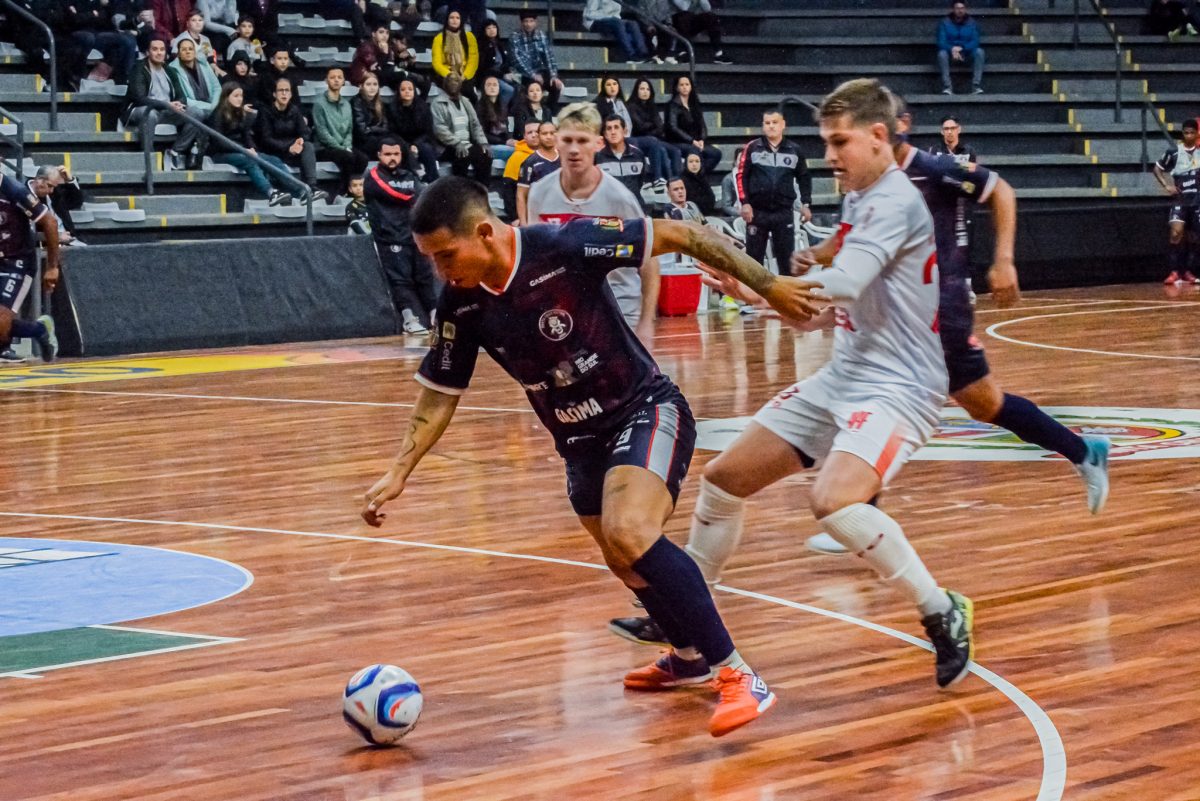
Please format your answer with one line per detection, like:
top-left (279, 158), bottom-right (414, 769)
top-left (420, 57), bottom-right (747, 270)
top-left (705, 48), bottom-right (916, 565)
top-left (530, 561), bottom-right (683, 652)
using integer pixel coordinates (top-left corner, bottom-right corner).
top-left (527, 102), bottom-right (660, 347)
top-left (611, 79), bottom-right (975, 689)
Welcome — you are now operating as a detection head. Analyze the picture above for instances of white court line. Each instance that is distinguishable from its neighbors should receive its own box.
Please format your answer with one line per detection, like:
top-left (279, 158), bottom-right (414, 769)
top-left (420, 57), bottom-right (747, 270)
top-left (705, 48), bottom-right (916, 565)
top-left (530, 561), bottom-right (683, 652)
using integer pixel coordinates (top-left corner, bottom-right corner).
top-left (0, 634), bottom-right (242, 680)
top-left (985, 304), bottom-right (1200, 362)
top-left (0, 510), bottom-right (1065, 801)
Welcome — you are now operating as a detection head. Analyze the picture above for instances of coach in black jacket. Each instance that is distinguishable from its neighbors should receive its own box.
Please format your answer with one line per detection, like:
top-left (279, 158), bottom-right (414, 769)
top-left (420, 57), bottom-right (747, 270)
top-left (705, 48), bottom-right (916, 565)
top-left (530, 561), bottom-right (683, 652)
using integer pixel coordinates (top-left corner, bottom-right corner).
top-left (734, 108), bottom-right (812, 273)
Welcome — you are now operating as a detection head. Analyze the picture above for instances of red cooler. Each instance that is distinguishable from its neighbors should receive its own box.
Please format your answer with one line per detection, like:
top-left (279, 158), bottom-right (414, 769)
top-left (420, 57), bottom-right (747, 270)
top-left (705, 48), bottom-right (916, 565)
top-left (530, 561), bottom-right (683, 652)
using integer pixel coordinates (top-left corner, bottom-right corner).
top-left (657, 268), bottom-right (702, 316)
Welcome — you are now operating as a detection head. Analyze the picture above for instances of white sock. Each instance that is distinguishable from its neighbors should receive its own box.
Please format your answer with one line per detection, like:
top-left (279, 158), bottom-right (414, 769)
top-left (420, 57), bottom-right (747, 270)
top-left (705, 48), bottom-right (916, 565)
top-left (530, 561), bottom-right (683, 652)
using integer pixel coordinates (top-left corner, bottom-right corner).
top-left (820, 503), bottom-right (950, 616)
top-left (715, 649), bottom-right (749, 673)
top-left (685, 478), bottom-right (746, 586)
top-left (674, 646), bottom-right (703, 662)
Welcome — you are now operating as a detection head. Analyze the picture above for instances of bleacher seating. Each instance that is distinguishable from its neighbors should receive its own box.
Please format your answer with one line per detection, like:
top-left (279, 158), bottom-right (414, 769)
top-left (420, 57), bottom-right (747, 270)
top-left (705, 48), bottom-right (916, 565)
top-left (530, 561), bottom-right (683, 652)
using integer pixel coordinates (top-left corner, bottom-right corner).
top-left (1, 0), bottom-right (1194, 245)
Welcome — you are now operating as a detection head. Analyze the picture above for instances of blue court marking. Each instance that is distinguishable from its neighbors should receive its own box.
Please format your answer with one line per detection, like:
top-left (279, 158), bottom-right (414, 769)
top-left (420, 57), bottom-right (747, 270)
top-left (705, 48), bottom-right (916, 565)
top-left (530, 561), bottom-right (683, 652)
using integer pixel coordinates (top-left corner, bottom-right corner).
top-left (0, 537), bottom-right (253, 638)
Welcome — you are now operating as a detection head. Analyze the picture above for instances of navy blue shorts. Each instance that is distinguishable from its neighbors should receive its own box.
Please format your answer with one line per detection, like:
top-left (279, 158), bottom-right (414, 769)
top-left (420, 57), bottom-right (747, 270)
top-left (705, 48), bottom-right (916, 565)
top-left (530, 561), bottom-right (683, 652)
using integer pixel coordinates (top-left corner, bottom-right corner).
top-left (939, 276), bottom-right (991, 394)
top-left (0, 256), bottom-right (36, 311)
top-left (557, 383), bottom-right (696, 517)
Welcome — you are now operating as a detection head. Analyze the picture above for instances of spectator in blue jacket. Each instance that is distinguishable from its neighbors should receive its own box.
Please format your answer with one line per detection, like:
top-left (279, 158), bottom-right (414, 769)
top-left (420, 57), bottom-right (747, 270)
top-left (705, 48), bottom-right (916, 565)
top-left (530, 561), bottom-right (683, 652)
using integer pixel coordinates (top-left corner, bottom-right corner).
top-left (937, 1), bottom-right (984, 95)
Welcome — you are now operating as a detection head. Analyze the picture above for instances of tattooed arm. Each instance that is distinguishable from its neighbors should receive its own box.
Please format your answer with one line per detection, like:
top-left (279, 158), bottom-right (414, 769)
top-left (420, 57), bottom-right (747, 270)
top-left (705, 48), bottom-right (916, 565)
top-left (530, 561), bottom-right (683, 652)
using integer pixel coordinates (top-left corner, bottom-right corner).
top-left (361, 386), bottom-right (461, 527)
top-left (650, 218), bottom-right (826, 321)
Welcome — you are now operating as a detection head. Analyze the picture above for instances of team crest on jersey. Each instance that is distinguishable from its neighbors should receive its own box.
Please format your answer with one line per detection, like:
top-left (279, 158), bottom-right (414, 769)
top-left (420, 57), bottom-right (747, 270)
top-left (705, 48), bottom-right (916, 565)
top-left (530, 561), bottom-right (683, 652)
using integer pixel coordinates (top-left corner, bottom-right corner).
top-left (442, 321), bottom-right (456, 341)
top-left (539, 309), bottom-right (574, 341)
top-left (593, 217), bottom-right (624, 231)
top-left (960, 180), bottom-right (976, 194)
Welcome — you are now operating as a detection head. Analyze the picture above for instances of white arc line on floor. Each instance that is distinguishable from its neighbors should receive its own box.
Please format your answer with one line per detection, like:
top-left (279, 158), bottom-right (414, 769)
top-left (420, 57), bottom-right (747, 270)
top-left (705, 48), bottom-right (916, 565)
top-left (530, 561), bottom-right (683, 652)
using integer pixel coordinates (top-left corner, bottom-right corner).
top-left (0, 510), bottom-right (1065, 801)
top-left (985, 304), bottom-right (1200, 362)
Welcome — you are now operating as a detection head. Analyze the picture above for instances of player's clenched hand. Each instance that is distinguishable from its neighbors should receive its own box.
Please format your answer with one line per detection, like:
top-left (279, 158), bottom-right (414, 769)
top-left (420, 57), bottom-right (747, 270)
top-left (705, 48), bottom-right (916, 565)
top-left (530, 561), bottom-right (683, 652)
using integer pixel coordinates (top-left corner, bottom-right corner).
top-left (988, 260), bottom-right (1021, 308)
top-left (761, 276), bottom-right (825, 321)
top-left (791, 249), bottom-right (819, 275)
top-left (361, 468), bottom-right (407, 527)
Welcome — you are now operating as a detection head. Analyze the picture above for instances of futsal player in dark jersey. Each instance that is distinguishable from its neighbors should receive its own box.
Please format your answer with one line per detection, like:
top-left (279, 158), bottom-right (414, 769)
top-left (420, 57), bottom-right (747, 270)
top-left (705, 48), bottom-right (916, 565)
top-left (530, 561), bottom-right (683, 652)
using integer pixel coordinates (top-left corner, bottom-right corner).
top-left (360, 176), bottom-right (824, 737)
top-left (515, 121), bottom-right (560, 225)
top-left (0, 174), bottom-right (60, 360)
top-left (1153, 119), bottom-right (1200, 285)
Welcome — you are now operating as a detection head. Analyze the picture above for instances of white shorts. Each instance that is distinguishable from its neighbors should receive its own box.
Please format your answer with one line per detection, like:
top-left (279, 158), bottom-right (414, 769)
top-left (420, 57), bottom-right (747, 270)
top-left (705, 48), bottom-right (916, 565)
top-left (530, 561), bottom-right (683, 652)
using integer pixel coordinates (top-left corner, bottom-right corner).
top-left (752, 373), bottom-right (936, 486)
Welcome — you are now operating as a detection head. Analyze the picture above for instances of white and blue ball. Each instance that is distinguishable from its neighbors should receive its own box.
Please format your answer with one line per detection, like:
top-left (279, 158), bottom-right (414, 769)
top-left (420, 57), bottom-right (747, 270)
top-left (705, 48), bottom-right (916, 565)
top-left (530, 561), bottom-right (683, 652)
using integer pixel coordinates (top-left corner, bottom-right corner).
top-left (342, 664), bottom-right (423, 745)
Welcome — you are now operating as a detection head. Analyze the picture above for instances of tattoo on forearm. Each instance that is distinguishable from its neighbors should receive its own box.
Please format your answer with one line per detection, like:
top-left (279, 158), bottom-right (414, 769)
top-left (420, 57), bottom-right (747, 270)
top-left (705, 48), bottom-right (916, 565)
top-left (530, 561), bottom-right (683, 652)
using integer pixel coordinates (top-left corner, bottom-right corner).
top-left (684, 228), bottom-right (777, 295)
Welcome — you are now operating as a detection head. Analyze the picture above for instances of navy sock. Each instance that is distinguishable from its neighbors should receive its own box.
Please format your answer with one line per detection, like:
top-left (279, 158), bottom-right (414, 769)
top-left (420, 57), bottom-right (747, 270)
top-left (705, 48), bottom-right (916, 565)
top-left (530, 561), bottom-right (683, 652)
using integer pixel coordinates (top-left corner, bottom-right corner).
top-left (632, 536), bottom-right (735, 665)
top-left (9, 319), bottom-right (43, 339)
top-left (630, 586), bottom-right (693, 651)
top-left (1169, 241), bottom-right (1185, 271)
top-left (994, 393), bottom-right (1088, 464)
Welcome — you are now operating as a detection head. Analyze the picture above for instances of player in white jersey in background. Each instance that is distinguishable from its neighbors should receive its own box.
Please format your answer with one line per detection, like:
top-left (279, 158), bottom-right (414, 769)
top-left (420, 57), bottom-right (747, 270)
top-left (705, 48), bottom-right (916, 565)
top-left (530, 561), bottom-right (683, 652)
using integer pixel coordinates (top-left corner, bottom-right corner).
top-left (615, 78), bottom-right (975, 689)
top-left (527, 102), bottom-right (660, 349)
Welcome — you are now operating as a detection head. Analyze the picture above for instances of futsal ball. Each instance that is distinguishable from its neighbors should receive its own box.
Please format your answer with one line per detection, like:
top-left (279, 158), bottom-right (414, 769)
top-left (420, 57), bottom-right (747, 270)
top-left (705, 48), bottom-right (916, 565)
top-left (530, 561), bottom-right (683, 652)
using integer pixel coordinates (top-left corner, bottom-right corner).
top-left (342, 664), bottom-right (423, 745)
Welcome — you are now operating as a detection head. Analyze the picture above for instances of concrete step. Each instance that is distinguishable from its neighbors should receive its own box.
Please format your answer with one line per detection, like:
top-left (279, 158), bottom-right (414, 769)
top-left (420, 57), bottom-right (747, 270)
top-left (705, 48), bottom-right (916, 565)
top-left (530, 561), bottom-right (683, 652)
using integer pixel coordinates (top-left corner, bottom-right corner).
top-left (1040, 48), bottom-right (1131, 69)
top-left (1084, 137), bottom-right (1146, 157)
top-left (92, 194), bottom-right (227, 215)
top-left (0, 110), bottom-right (102, 132)
top-left (1054, 77), bottom-right (1149, 95)
top-left (0, 72), bottom-right (39, 92)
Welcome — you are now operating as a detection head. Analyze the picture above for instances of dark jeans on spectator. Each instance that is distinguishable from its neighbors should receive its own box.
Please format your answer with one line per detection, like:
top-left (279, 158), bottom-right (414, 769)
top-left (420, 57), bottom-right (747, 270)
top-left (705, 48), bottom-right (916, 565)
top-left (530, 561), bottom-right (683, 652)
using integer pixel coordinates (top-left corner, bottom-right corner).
top-left (629, 135), bottom-right (680, 181)
top-left (213, 151), bottom-right (290, 196)
top-left (321, 0), bottom-right (370, 40)
top-left (126, 105), bottom-right (206, 158)
top-left (672, 11), bottom-right (722, 50)
top-left (267, 141), bottom-right (319, 185)
top-left (71, 30), bottom-right (137, 84)
top-left (589, 17), bottom-right (649, 61)
top-left (375, 239), bottom-right (440, 328)
top-left (317, 146), bottom-right (369, 186)
top-left (677, 141), bottom-right (721, 175)
top-left (938, 47), bottom-right (985, 91)
top-left (409, 139), bottom-right (441, 182)
top-left (441, 144), bottom-right (492, 180)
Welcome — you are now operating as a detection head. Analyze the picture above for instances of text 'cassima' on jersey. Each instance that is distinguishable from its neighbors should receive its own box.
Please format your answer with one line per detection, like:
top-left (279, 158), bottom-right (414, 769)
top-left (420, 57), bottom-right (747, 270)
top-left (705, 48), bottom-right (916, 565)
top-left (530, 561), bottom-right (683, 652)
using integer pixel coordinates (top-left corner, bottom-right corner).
top-left (901, 147), bottom-right (996, 281)
top-left (416, 217), bottom-right (663, 440)
top-left (0, 174), bottom-right (49, 259)
top-left (1157, 143), bottom-right (1200, 197)
top-left (826, 165), bottom-right (948, 411)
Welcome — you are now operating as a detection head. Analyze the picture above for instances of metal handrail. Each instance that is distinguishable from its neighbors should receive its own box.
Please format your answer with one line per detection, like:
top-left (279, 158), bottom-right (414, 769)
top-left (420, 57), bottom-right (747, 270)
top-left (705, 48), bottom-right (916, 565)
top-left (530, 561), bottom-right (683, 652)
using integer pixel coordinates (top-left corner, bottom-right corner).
top-left (0, 103), bottom-right (27, 180)
top-left (138, 97), bottom-right (314, 235)
top-left (0, 0), bottom-right (57, 130)
top-left (1140, 101), bottom-right (1176, 172)
top-left (1073, 0), bottom-right (1124, 122)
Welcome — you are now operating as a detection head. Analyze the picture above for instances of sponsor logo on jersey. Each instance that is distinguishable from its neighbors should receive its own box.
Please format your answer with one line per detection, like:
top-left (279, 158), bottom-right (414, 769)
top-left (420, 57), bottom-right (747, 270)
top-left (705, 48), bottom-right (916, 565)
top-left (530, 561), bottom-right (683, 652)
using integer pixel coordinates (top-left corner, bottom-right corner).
top-left (539, 309), bottom-right (574, 341)
top-left (442, 321), bottom-right (456, 341)
top-left (554, 397), bottom-right (604, 423)
top-left (593, 217), bottom-right (624, 231)
top-left (439, 341), bottom-right (454, 370)
top-left (616, 244), bottom-right (633, 258)
top-left (522, 379), bottom-right (549, 392)
top-left (529, 266), bottom-right (566, 286)
top-left (454, 303), bottom-right (480, 314)
top-left (574, 352), bottom-right (600, 375)
top-left (584, 245), bottom-right (616, 258)
top-left (960, 180), bottom-right (976, 194)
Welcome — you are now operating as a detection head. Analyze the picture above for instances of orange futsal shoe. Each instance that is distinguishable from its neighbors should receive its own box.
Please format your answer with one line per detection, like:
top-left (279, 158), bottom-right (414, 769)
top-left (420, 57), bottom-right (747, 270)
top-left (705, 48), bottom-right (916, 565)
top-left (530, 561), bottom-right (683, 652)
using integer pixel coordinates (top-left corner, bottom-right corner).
top-left (708, 667), bottom-right (776, 737)
top-left (623, 651), bottom-right (714, 690)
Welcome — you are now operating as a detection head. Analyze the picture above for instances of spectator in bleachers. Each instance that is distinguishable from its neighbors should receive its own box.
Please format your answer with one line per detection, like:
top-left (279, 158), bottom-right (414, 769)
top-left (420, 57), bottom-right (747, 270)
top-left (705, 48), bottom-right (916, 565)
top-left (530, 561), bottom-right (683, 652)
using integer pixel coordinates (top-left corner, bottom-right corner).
top-left (477, 75), bottom-right (515, 162)
top-left (255, 76), bottom-right (330, 200)
top-left (1145, 0), bottom-right (1188, 35)
top-left (197, 0), bottom-right (238, 52)
top-left (349, 21), bottom-right (424, 91)
top-left (364, 135), bottom-right (437, 334)
top-left (664, 75), bottom-right (720, 175)
top-left (510, 79), bottom-right (552, 140)
top-left (63, 0), bottom-right (138, 85)
top-left (351, 72), bottom-right (394, 160)
top-left (314, 66), bottom-right (370, 185)
top-left (515, 119), bottom-right (558, 224)
top-left (937, 1), bottom-right (985, 95)
top-left (583, 0), bottom-right (650, 64)
top-left (122, 36), bottom-right (207, 169)
top-left (150, 0), bottom-right (191, 39)
top-left (666, 176), bottom-right (703, 222)
top-left (255, 45), bottom-right (296, 107)
top-left (171, 10), bottom-right (224, 76)
top-left (670, 0), bottom-right (731, 64)
top-left (345, 175), bottom-right (370, 233)
top-left (207, 82), bottom-right (294, 204)
top-left (449, 0), bottom-right (487, 34)
top-left (682, 152), bottom-right (714, 216)
top-left (168, 38), bottom-right (222, 145)
top-left (929, 114), bottom-right (977, 164)
top-left (112, 2), bottom-right (159, 56)
top-left (500, 119), bottom-right (540, 219)
top-left (431, 72), bottom-right (492, 180)
top-left (225, 50), bottom-right (256, 99)
top-left (37, 165), bottom-right (85, 245)
top-left (593, 74), bottom-right (631, 131)
top-left (391, 77), bottom-right (440, 181)
top-left (319, 0), bottom-right (371, 43)
top-left (719, 146), bottom-right (741, 218)
top-left (476, 19), bottom-right (516, 106)
top-left (432, 10), bottom-right (479, 98)
top-left (634, 0), bottom-right (677, 64)
top-left (226, 14), bottom-right (264, 61)
top-left (11, 0), bottom-right (81, 89)
top-left (627, 76), bottom-right (680, 189)
top-left (510, 10), bottom-right (562, 109)
top-left (596, 113), bottom-right (649, 207)
top-left (390, 30), bottom-right (427, 93)
top-left (235, 0), bottom-right (280, 48)
top-left (735, 107), bottom-right (811, 274)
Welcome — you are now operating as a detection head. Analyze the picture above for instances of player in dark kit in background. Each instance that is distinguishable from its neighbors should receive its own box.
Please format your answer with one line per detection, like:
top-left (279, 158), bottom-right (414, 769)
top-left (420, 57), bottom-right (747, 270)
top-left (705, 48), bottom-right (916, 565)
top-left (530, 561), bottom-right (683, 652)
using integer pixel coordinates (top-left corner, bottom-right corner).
top-left (0, 174), bottom-right (60, 361)
top-left (1153, 118), bottom-right (1200, 285)
top-left (735, 108), bottom-right (812, 274)
top-left (516, 120), bottom-right (561, 225)
top-left (361, 176), bottom-right (825, 737)
top-left (364, 135), bottom-right (439, 335)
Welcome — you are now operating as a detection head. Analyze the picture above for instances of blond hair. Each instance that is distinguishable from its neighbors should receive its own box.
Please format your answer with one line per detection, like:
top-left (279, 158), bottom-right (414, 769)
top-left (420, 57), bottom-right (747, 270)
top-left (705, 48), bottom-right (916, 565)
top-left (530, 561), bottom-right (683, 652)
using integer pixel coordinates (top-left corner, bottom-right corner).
top-left (817, 78), bottom-right (897, 138)
top-left (555, 101), bottom-right (602, 135)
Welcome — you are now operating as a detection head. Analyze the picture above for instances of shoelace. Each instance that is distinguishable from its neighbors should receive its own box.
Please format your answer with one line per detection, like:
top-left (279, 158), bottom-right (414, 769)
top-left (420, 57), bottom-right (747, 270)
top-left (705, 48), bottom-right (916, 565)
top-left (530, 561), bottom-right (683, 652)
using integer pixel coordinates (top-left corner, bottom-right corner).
top-left (712, 669), bottom-right (748, 701)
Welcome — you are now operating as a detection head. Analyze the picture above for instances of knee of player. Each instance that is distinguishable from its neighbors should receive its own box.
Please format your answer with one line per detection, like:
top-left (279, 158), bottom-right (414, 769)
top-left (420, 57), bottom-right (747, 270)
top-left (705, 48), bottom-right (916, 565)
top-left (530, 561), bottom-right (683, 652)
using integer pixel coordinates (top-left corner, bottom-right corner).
top-left (600, 514), bottom-right (662, 566)
top-left (701, 456), bottom-right (749, 498)
top-left (955, 390), bottom-right (1002, 423)
top-left (811, 488), bottom-right (866, 521)
top-left (1170, 228), bottom-right (1186, 245)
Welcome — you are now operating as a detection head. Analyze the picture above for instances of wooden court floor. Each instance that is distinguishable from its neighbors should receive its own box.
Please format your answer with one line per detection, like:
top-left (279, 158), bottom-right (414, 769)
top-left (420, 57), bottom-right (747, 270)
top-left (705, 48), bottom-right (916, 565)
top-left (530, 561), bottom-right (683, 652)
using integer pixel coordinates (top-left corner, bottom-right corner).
top-left (1, 284), bottom-right (1198, 801)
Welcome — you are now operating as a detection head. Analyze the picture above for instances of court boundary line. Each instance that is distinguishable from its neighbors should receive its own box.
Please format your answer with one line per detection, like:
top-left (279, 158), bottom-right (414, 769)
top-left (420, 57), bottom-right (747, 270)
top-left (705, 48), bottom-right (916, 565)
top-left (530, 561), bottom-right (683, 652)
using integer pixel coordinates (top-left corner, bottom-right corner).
top-left (0, 510), bottom-right (1065, 801)
top-left (984, 304), bottom-right (1200, 362)
top-left (0, 627), bottom-right (243, 679)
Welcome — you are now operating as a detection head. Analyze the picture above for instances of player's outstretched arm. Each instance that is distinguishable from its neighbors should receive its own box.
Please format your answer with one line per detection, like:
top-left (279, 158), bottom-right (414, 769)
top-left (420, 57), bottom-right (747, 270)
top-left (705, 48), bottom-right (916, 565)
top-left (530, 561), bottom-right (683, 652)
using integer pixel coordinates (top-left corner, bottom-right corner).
top-left (652, 218), bottom-right (825, 321)
top-left (985, 176), bottom-right (1020, 307)
top-left (361, 386), bottom-right (461, 527)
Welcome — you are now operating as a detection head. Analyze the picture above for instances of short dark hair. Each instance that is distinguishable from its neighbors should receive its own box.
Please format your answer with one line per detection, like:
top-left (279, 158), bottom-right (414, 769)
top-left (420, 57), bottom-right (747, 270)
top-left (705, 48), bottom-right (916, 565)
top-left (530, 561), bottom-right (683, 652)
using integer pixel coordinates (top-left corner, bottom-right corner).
top-left (378, 134), bottom-right (403, 150)
top-left (603, 113), bottom-right (626, 129)
top-left (411, 176), bottom-right (493, 236)
top-left (237, 14), bottom-right (255, 25)
top-left (763, 108), bottom-right (785, 119)
top-left (372, 21), bottom-right (389, 33)
top-left (1183, 119), bottom-right (1199, 132)
top-left (941, 114), bottom-right (959, 125)
top-left (519, 10), bottom-right (538, 19)
top-left (326, 66), bottom-right (344, 77)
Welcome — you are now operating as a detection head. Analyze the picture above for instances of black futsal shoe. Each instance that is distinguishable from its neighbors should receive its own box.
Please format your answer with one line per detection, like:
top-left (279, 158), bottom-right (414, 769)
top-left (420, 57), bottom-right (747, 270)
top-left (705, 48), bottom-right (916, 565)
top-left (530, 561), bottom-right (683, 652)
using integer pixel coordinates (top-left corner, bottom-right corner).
top-left (608, 615), bottom-right (669, 647)
top-left (921, 589), bottom-right (975, 688)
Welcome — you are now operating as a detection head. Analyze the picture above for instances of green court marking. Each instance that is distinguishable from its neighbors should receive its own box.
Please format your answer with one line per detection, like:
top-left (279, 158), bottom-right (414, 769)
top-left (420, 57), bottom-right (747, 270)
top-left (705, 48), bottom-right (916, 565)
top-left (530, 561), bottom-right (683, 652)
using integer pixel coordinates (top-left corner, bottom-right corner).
top-left (0, 625), bottom-right (240, 678)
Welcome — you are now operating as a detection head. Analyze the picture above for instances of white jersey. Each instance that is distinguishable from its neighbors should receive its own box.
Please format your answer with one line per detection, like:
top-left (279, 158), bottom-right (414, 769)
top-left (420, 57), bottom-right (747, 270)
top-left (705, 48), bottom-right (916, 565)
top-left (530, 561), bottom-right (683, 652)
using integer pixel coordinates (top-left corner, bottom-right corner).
top-left (819, 165), bottom-right (948, 421)
top-left (527, 169), bottom-right (646, 325)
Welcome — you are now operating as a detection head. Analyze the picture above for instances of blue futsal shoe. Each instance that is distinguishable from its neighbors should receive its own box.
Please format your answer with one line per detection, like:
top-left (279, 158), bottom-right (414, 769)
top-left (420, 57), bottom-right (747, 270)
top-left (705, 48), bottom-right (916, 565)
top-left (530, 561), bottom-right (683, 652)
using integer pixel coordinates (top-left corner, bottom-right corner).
top-left (1075, 436), bottom-right (1110, 514)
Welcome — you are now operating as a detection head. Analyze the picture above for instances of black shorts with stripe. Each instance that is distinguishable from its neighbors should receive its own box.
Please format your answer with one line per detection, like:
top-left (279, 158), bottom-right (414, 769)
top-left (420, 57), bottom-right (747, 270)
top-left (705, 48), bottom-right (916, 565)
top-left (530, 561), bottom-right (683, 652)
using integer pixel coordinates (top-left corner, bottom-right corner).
top-left (557, 381), bottom-right (696, 517)
top-left (0, 255), bottom-right (37, 310)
